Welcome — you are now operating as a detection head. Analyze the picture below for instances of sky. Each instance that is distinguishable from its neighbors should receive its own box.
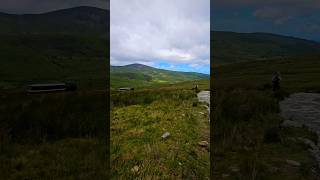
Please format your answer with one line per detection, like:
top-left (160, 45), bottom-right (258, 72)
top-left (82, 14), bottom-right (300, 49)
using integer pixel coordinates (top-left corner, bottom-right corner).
top-left (0, 0), bottom-right (108, 14)
top-left (111, 0), bottom-right (210, 74)
top-left (212, 0), bottom-right (320, 41)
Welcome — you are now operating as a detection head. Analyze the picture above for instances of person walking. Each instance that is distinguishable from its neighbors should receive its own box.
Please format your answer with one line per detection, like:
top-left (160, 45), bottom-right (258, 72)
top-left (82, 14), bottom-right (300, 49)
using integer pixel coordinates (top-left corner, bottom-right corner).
top-left (272, 72), bottom-right (281, 92)
top-left (195, 84), bottom-right (199, 93)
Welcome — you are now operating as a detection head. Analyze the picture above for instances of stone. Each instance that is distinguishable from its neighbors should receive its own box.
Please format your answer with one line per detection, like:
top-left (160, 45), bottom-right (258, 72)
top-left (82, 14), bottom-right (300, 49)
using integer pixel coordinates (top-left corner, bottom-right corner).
top-left (298, 137), bottom-right (317, 150)
top-left (161, 132), bottom-right (170, 139)
top-left (131, 165), bottom-right (139, 173)
top-left (281, 120), bottom-right (303, 128)
top-left (286, 160), bottom-right (301, 167)
top-left (222, 174), bottom-right (230, 178)
top-left (230, 166), bottom-right (239, 172)
top-left (198, 141), bottom-right (209, 147)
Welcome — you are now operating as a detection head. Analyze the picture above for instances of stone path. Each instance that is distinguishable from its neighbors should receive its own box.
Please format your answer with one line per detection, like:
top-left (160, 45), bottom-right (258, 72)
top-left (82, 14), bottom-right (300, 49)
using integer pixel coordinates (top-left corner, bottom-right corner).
top-left (280, 93), bottom-right (320, 169)
top-left (280, 93), bottom-right (320, 134)
top-left (197, 91), bottom-right (210, 121)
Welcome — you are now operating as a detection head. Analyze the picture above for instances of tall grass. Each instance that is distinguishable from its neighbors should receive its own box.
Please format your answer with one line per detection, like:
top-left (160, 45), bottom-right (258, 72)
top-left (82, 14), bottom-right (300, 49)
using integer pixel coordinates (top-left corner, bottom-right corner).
top-left (0, 91), bottom-right (108, 179)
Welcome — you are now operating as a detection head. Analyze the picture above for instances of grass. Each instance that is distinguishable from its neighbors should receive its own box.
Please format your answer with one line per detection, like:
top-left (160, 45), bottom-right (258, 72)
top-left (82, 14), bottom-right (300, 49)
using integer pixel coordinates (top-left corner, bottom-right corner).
top-left (0, 34), bottom-right (108, 90)
top-left (212, 55), bottom-right (320, 179)
top-left (0, 91), bottom-right (108, 179)
top-left (0, 32), bottom-right (109, 178)
top-left (0, 138), bottom-right (107, 180)
top-left (110, 81), bottom-right (210, 179)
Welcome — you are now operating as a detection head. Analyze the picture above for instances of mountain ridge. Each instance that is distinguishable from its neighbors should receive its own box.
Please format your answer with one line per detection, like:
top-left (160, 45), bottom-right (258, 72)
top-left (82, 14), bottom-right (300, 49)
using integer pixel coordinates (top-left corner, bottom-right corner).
top-left (110, 63), bottom-right (209, 88)
top-left (211, 31), bottom-right (320, 64)
top-left (112, 63), bottom-right (209, 75)
top-left (0, 6), bottom-right (109, 35)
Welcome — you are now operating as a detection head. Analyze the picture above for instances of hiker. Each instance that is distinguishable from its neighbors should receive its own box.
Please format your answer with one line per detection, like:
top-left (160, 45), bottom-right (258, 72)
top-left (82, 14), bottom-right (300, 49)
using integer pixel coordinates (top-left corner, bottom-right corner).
top-left (272, 72), bottom-right (281, 92)
top-left (194, 84), bottom-right (199, 93)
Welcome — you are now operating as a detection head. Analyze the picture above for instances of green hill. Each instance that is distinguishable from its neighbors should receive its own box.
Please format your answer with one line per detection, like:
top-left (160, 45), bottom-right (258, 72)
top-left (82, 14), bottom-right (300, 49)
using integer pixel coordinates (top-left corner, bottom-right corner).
top-left (0, 6), bottom-right (109, 36)
top-left (110, 64), bottom-right (209, 88)
top-left (212, 31), bottom-right (320, 64)
top-left (0, 34), bottom-right (108, 90)
top-left (0, 7), bottom-right (109, 90)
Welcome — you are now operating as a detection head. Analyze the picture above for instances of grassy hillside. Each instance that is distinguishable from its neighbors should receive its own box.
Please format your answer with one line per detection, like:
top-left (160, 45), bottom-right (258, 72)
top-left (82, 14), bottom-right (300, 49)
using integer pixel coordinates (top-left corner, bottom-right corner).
top-left (0, 34), bottom-right (108, 90)
top-left (212, 55), bottom-right (320, 179)
top-left (0, 7), bottom-right (109, 179)
top-left (0, 6), bottom-right (109, 36)
top-left (111, 80), bottom-right (210, 179)
top-left (212, 31), bottom-right (320, 64)
top-left (111, 64), bottom-right (209, 89)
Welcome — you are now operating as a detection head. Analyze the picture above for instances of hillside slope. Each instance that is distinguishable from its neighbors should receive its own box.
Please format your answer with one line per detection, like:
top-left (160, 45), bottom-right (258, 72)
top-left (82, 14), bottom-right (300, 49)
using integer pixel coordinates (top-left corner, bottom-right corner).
top-left (0, 7), bottom-right (109, 90)
top-left (111, 64), bottom-right (209, 88)
top-left (212, 31), bottom-right (320, 64)
top-left (0, 6), bottom-right (109, 36)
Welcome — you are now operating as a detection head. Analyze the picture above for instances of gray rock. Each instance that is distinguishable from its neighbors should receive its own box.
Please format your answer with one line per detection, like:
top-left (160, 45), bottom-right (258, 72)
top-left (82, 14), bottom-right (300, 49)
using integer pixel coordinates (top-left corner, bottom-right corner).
top-left (197, 91), bottom-right (210, 121)
top-left (222, 174), bottom-right (230, 178)
top-left (198, 141), bottom-right (209, 147)
top-left (280, 93), bottom-right (320, 169)
top-left (281, 120), bottom-right (303, 128)
top-left (286, 160), bottom-right (301, 167)
top-left (230, 166), bottom-right (239, 172)
top-left (298, 137), bottom-right (318, 150)
top-left (161, 132), bottom-right (170, 139)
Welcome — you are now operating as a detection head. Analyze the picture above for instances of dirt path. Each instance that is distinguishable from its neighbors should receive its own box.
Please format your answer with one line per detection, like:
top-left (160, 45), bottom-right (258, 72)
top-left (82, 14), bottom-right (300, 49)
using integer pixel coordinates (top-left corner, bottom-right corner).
top-left (197, 91), bottom-right (210, 120)
top-left (280, 93), bottom-right (320, 168)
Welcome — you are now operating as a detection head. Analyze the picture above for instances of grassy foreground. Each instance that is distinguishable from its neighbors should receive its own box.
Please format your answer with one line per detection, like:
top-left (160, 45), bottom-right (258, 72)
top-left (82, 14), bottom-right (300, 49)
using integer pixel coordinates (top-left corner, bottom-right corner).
top-left (110, 81), bottom-right (210, 179)
top-left (212, 56), bottom-right (320, 179)
top-left (0, 91), bottom-right (108, 179)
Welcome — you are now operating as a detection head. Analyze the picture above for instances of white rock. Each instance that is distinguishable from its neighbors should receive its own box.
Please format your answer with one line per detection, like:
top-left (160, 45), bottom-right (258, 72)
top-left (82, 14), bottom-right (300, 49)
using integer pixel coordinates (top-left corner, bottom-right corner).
top-left (162, 132), bottom-right (170, 139)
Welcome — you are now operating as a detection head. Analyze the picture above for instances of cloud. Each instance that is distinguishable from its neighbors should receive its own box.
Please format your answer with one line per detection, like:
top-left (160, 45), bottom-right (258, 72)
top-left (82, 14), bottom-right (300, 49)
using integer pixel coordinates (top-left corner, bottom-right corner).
top-left (253, 7), bottom-right (296, 24)
top-left (214, 0), bottom-right (320, 8)
top-left (0, 0), bottom-right (109, 14)
top-left (110, 0), bottom-right (210, 72)
top-left (214, 0), bottom-right (320, 28)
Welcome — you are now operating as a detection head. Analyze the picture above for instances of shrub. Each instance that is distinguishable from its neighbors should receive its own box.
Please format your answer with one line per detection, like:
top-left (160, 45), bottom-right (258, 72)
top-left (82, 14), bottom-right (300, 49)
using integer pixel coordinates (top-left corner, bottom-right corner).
top-left (264, 127), bottom-right (281, 143)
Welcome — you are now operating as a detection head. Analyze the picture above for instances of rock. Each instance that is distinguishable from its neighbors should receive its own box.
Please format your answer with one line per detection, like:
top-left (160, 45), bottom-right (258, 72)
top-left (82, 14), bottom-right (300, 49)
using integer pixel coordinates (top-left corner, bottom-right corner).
top-left (198, 141), bottom-right (209, 147)
top-left (286, 160), bottom-right (301, 167)
top-left (281, 120), bottom-right (303, 128)
top-left (243, 146), bottom-right (250, 151)
top-left (161, 132), bottom-right (170, 139)
top-left (131, 165), bottom-right (139, 173)
top-left (230, 166), bottom-right (239, 172)
top-left (198, 91), bottom-right (210, 121)
top-left (222, 174), bottom-right (230, 178)
top-left (298, 137), bottom-right (318, 150)
top-left (280, 93), bottom-right (320, 170)
top-left (270, 166), bottom-right (280, 173)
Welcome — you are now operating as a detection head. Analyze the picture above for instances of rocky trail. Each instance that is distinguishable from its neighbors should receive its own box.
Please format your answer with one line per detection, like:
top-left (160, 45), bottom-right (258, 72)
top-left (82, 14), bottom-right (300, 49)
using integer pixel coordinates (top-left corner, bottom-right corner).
top-left (197, 91), bottom-right (210, 121)
top-left (280, 93), bottom-right (320, 133)
top-left (280, 93), bottom-right (320, 168)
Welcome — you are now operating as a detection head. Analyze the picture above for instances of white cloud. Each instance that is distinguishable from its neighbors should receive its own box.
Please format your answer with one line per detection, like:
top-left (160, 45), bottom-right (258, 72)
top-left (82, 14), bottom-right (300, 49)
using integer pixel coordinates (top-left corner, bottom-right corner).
top-left (110, 0), bottom-right (210, 68)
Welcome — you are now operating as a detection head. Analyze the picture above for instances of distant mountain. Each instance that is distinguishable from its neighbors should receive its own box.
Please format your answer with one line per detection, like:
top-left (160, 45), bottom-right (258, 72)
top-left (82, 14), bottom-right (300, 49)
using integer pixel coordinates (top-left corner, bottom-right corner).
top-left (0, 6), bottom-right (109, 36)
top-left (0, 7), bottom-right (109, 90)
top-left (110, 64), bottom-right (209, 88)
top-left (212, 31), bottom-right (320, 64)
